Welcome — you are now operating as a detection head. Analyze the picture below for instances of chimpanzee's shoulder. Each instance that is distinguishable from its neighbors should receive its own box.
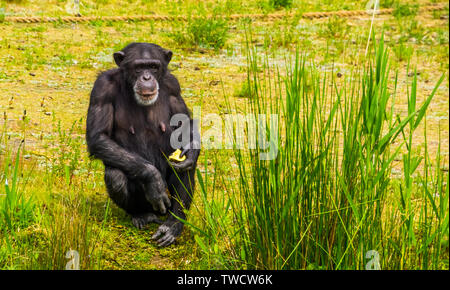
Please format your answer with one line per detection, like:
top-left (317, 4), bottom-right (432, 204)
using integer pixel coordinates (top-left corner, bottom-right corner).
top-left (93, 69), bottom-right (121, 90)
top-left (95, 68), bottom-right (121, 85)
top-left (163, 72), bottom-right (181, 96)
top-left (90, 69), bottom-right (122, 102)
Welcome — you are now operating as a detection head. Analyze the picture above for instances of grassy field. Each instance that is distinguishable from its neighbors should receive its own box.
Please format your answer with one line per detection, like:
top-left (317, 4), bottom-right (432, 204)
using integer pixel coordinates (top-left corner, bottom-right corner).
top-left (0, 0), bottom-right (448, 269)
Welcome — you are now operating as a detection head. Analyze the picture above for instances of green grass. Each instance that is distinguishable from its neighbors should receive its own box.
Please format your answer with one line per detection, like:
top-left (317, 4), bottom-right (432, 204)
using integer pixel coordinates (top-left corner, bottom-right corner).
top-left (268, 0), bottom-right (293, 9)
top-left (169, 16), bottom-right (229, 51)
top-left (393, 2), bottom-right (419, 19)
top-left (1, 142), bottom-right (35, 233)
top-left (0, 118), bottom-right (105, 269)
top-left (189, 34), bottom-right (448, 269)
top-left (3, 0), bottom-right (442, 18)
top-left (0, 0), bottom-right (448, 270)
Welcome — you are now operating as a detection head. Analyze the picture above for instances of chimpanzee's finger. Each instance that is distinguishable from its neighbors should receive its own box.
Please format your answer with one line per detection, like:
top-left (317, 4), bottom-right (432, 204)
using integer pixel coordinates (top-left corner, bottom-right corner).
top-left (180, 148), bottom-right (189, 158)
top-left (162, 194), bottom-right (171, 208)
top-left (152, 225), bottom-right (169, 240)
top-left (171, 159), bottom-right (193, 171)
top-left (151, 202), bottom-right (158, 212)
top-left (157, 233), bottom-right (176, 247)
top-left (157, 199), bottom-right (166, 214)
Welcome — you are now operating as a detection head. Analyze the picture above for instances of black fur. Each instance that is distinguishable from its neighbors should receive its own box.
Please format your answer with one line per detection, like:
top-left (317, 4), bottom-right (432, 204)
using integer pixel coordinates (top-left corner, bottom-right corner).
top-left (86, 43), bottom-right (199, 247)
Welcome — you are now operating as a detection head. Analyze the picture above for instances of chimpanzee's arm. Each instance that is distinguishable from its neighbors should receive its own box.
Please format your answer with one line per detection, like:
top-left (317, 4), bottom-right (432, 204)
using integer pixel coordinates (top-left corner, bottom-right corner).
top-left (86, 75), bottom-right (153, 179)
top-left (86, 73), bottom-right (170, 213)
top-left (165, 75), bottom-right (200, 171)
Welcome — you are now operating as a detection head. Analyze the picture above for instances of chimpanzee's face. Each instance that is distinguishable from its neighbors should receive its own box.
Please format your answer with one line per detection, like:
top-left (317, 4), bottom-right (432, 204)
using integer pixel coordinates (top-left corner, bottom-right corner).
top-left (113, 43), bottom-right (172, 106)
top-left (128, 58), bottom-right (161, 106)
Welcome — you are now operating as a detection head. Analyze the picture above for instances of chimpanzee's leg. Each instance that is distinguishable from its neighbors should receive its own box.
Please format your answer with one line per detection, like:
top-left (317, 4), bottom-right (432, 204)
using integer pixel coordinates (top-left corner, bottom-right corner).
top-left (152, 169), bottom-right (195, 247)
top-left (104, 166), bottom-right (162, 228)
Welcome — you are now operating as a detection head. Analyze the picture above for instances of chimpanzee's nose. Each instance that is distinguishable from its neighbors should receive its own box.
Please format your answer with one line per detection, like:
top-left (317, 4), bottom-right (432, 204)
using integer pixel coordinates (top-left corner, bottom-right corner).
top-left (142, 74), bottom-right (151, 81)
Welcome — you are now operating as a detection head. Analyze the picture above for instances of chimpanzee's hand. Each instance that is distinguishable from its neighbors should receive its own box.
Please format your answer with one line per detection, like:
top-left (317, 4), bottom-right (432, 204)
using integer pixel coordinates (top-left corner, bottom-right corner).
top-left (143, 166), bottom-right (171, 214)
top-left (152, 220), bottom-right (184, 247)
top-left (145, 178), bottom-right (171, 214)
top-left (170, 145), bottom-right (199, 172)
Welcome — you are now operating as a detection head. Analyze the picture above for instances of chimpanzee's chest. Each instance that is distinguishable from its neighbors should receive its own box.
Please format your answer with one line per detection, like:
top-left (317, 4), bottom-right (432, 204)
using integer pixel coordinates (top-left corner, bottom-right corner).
top-left (112, 104), bottom-right (173, 163)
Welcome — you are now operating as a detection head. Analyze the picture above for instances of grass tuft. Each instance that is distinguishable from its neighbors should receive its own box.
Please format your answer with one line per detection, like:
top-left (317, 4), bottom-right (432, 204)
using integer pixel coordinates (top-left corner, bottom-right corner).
top-left (189, 33), bottom-right (448, 270)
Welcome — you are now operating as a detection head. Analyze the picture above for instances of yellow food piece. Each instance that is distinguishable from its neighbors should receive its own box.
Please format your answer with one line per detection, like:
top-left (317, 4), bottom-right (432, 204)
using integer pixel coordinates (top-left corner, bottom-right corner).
top-left (169, 149), bottom-right (186, 162)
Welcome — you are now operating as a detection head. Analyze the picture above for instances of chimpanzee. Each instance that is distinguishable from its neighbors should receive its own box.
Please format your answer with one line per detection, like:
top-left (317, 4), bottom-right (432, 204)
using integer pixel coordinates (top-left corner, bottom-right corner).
top-left (86, 43), bottom-right (200, 247)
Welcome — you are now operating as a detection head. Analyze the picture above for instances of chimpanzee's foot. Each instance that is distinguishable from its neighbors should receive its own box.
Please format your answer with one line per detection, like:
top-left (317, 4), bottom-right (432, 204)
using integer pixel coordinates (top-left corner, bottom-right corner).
top-left (151, 221), bottom-right (184, 247)
top-left (131, 213), bottom-right (162, 229)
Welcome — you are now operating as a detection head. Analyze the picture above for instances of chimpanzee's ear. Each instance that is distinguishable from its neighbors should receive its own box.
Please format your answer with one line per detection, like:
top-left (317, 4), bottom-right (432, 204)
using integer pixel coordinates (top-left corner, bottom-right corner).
top-left (113, 51), bottom-right (125, 67)
top-left (163, 49), bottom-right (172, 63)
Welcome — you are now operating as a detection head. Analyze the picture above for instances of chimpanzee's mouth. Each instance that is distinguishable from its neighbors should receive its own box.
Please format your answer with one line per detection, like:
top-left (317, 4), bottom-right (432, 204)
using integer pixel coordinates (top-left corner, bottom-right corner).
top-left (135, 89), bottom-right (159, 106)
top-left (139, 90), bottom-right (158, 101)
top-left (134, 82), bottom-right (160, 106)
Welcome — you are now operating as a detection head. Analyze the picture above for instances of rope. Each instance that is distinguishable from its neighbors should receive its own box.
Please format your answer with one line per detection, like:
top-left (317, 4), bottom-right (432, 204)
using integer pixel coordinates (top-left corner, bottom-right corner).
top-left (3, 2), bottom-right (447, 24)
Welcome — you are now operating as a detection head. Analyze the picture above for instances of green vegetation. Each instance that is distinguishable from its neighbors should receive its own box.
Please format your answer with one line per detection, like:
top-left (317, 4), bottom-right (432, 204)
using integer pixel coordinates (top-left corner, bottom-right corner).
top-left (0, 0), bottom-right (448, 270)
top-left (393, 2), bottom-right (419, 18)
top-left (189, 35), bottom-right (448, 269)
top-left (1, 143), bottom-right (35, 232)
top-left (269, 0), bottom-right (293, 9)
top-left (169, 16), bottom-right (229, 51)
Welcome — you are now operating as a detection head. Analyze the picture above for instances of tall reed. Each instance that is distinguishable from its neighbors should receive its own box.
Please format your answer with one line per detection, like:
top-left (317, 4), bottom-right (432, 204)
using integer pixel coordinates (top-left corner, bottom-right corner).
top-left (191, 35), bottom-right (448, 270)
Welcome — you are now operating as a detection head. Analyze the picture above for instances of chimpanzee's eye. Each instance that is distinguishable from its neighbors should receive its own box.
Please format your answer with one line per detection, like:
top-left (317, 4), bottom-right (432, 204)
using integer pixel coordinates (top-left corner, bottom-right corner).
top-left (149, 63), bottom-right (158, 70)
top-left (135, 69), bottom-right (142, 74)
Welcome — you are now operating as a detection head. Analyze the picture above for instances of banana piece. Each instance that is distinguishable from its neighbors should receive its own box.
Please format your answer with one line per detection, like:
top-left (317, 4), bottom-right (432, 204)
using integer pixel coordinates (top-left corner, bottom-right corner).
top-left (169, 149), bottom-right (186, 162)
